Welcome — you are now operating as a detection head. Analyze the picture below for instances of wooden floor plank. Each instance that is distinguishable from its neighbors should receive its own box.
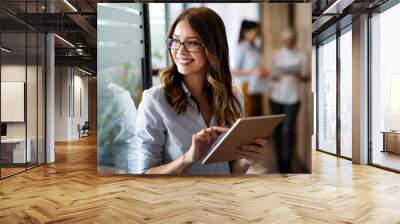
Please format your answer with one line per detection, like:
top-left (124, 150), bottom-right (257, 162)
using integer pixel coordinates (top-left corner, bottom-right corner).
top-left (0, 135), bottom-right (399, 223)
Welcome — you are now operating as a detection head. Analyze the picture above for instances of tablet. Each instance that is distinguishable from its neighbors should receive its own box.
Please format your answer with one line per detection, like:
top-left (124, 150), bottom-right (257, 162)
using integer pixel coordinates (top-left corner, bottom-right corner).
top-left (202, 114), bottom-right (285, 165)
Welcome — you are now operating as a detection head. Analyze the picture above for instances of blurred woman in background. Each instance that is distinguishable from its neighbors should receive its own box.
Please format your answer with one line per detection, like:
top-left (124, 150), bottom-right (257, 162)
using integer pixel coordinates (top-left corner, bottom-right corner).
top-left (232, 20), bottom-right (268, 116)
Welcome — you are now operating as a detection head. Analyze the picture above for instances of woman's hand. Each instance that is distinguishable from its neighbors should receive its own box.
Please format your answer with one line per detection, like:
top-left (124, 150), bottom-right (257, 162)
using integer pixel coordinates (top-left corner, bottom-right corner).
top-left (252, 68), bottom-right (269, 78)
top-left (236, 138), bottom-right (268, 165)
top-left (183, 126), bottom-right (229, 165)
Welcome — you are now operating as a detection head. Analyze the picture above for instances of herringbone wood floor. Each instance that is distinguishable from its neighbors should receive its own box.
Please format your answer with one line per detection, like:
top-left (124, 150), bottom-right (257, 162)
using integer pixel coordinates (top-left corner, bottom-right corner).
top-left (1, 135), bottom-right (400, 223)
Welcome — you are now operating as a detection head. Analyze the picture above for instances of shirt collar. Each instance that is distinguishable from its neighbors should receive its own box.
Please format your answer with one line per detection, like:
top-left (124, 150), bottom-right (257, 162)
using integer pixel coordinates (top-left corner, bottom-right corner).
top-left (182, 81), bottom-right (206, 113)
top-left (181, 81), bottom-right (191, 98)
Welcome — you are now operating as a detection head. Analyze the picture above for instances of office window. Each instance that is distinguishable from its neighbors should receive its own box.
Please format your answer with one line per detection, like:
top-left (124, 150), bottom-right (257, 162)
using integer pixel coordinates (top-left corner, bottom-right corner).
top-left (371, 3), bottom-right (400, 171)
top-left (149, 3), bottom-right (167, 71)
top-left (339, 28), bottom-right (352, 158)
top-left (1, 10), bottom-right (28, 177)
top-left (97, 3), bottom-right (146, 174)
top-left (317, 36), bottom-right (337, 154)
top-left (312, 45), bottom-right (317, 150)
top-left (0, 1), bottom-right (46, 179)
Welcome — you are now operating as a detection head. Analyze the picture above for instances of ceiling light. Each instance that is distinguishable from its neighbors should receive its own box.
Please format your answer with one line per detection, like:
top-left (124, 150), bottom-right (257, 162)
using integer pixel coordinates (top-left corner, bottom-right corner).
top-left (78, 67), bottom-right (92, 76)
top-left (63, 0), bottom-right (78, 12)
top-left (323, 0), bottom-right (355, 15)
top-left (1, 47), bottom-right (11, 53)
top-left (54, 34), bottom-right (75, 48)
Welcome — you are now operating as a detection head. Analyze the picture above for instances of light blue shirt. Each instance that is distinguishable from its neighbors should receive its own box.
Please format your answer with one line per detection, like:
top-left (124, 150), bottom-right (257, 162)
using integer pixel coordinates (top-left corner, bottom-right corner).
top-left (233, 41), bottom-right (267, 94)
top-left (133, 83), bottom-right (243, 174)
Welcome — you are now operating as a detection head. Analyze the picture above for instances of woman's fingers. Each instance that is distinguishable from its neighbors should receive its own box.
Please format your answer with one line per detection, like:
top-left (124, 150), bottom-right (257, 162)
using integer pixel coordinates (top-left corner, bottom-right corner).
top-left (210, 126), bottom-right (229, 134)
top-left (205, 128), bottom-right (218, 140)
top-left (234, 138), bottom-right (268, 164)
top-left (196, 126), bottom-right (228, 144)
top-left (254, 138), bottom-right (268, 148)
top-left (236, 149), bottom-right (263, 160)
top-left (196, 128), bottom-right (219, 144)
top-left (195, 131), bottom-right (211, 144)
top-left (236, 142), bottom-right (267, 161)
top-left (202, 129), bottom-right (213, 144)
top-left (241, 144), bottom-right (266, 154)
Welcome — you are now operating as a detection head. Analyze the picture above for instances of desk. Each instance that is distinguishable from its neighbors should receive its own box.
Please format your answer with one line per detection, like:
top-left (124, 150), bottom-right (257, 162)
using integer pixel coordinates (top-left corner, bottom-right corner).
top-left (1, 138), bottom-right (31, 163)
top-left (382, 131), bottom-right (400, 154)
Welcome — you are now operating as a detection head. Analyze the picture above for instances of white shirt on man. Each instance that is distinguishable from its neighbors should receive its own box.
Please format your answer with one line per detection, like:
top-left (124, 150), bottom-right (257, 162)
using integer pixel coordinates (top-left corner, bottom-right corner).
top-left (269, 47), bottom-right (306, 105)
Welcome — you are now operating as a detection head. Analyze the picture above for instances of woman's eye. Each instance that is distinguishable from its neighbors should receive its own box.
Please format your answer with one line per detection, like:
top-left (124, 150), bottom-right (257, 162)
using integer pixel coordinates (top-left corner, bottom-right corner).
top-left (172, 39), bottom-right (180, 44)
top-left (187, 41), bottom-right (200, 46)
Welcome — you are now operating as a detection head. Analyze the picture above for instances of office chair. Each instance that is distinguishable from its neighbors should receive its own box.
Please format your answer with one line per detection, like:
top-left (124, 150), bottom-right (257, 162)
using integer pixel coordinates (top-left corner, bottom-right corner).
top-left (79, 121), bottom-right (90, 138)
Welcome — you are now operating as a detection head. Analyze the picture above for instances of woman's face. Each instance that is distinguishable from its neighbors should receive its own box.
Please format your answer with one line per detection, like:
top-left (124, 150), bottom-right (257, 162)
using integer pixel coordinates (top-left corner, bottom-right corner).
top-left (171, 20), bottom-right (207, 77)
top-left (244, 27), bottom-right (260, 43)
top-left (283, 37), bottom-right (296, 49)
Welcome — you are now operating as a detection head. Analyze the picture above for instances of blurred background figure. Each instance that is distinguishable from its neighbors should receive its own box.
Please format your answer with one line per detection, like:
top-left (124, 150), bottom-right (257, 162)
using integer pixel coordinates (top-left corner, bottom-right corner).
top-left (97, 82), bottom-right (138, 174)
top-left (232, 20), bottom-right (268, 117)
top-left (269, 27), bottom-right (307, 173)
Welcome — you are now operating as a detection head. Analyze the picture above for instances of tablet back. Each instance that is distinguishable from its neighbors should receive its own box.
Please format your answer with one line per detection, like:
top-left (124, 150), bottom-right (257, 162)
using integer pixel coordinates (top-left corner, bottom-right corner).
top-left (202, 114), bottom-right (285, 164)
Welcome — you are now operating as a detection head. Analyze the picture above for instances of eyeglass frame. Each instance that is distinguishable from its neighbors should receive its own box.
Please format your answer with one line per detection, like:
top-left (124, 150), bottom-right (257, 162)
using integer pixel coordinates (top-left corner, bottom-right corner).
top-left (166, 37), bottom-right (204, 53)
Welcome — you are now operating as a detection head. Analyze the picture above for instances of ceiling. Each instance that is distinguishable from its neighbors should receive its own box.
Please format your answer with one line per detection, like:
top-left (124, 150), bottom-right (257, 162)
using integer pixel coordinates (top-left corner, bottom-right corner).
top-left (311, 0), bottom-right (390, 42)
top-left (0, 0), bottom-right (99, 74)
top-left (0, 0), bottom-right (394, 74)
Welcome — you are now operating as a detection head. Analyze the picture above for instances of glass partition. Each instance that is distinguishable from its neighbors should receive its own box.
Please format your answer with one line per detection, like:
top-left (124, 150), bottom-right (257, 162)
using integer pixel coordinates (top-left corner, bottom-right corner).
top-left (0, 1), bottom-right (46, 179)
top-left (317, 36), bottom-right (337, 154)
top-left (27, 30), bottom-right (38, 169)
top-left (149, 3), bottom-right (167, 86)
top-left (38, 32), bottom-right (45, 165)
top-left (339, 28), bottom-right (352, 158)
top-left (1, 30), bottom-right (28, 177)
top-left (97, 3), bottom-right (146, 174)
top-left (371, 3), bottom-right (400, 171)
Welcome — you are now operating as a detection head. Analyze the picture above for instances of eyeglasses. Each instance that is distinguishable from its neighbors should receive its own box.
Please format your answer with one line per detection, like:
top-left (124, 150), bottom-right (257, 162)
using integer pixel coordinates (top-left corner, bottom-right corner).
top-left (166, 38), bottom-right (203, 53)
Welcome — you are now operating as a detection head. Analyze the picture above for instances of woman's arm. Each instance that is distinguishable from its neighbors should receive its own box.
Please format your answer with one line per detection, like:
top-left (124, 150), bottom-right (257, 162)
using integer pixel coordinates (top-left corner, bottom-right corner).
top-left (145, 153), bottom-right (192, 174)
top-left (231, 68), bottom-right (254, 77)
top-left (232, 68), bottom-right (268, 78)
top-left (145, 126), bottom-right (229, 174)
top-left (231, 159), bottom-right (250, 174)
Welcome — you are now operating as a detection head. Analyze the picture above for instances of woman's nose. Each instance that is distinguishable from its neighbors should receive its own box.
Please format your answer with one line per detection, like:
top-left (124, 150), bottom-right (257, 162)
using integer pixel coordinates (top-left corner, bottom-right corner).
top-left (176, 44), bottom-right (189, 55)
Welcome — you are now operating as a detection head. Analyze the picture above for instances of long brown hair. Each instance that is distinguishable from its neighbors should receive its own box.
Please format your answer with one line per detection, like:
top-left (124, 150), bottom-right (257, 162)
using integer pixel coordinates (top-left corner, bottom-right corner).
top-left (160, 7), bottom-right (242, 127)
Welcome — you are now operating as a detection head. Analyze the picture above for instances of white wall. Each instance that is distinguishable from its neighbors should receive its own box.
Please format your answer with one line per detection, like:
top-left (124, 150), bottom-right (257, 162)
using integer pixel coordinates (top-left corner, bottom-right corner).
top-left (1, 63), bottom-right (46, 164)
top-left (55, 66), bottom-right (69, 141)
top-left (55, 67), bottom-right (89, 141)
top-left (72, 73), bottom-right (89, 138)
top-left (1, 65), bottom-right (32, 138)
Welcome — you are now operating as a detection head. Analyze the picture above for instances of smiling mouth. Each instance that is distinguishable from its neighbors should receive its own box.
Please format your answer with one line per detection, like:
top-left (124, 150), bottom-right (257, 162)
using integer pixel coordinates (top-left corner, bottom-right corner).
top-left (177, 58), bottom-right (195, 66)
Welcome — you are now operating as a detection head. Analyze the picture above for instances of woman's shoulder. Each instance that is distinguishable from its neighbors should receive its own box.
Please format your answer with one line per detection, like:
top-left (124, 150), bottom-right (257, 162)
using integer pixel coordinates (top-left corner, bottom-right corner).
top-left (140, 84), bottom-right (168, 109)
top-left (142, 84), bottom-right (165, 100)
top-left (238, 41), bottom-right (251, 50)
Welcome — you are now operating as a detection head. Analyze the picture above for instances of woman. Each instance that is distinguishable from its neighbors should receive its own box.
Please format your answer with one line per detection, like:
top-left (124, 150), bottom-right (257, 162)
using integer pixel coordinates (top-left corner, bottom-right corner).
top-left (269, 27), bottom-right (307, 173)
top-left (232, 20), bottom-right (268, 116)
top-left (134, 8), bottom-right (268, 174)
